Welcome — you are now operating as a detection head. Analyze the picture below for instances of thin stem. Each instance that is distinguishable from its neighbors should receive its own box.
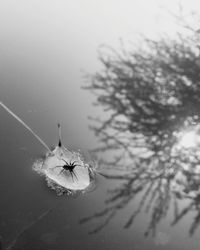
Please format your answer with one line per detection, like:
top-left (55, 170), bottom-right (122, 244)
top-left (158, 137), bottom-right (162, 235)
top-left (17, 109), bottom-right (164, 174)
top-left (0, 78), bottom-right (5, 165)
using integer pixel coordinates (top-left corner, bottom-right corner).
top-left (58, 123), bottom-right (62, 147)
top-left (0, 102), bottom-right (51, 152)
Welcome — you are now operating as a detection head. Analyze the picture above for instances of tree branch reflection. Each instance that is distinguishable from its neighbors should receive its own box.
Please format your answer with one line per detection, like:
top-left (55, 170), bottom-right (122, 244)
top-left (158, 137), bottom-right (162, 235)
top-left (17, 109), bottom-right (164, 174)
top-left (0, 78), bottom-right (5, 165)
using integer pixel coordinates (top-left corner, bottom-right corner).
top-left (81, 150), bottom-right (200, 235)
top-left (81, 12), bottom-right (200, 236)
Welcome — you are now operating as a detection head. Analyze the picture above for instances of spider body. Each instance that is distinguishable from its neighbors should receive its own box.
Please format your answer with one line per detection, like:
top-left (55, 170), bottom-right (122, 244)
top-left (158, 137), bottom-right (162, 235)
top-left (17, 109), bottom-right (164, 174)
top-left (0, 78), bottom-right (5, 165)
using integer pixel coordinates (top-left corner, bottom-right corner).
top-left (0, 102), bottom-right (96, 193)
top-left (55, 159), bottom-right (82, 181)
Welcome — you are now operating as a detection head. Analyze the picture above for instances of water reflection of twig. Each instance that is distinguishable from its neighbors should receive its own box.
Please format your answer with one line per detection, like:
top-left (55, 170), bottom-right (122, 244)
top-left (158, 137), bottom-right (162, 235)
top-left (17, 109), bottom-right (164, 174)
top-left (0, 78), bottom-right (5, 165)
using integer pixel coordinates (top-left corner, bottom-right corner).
top-left (81, 150), bottom-right (200, 236)
top-left (82, 13), bottom-right (200, 236)
top-left (5, 201), bottom-right (62, 250)
top-left (5, 209), bottom-right (53, 250)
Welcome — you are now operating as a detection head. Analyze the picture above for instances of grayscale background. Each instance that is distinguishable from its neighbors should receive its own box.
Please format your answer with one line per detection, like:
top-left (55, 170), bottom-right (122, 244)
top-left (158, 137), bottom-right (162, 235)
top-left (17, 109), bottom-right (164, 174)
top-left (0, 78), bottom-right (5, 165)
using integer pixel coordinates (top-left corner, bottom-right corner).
top-left (1, 1), bottom-right (200, 249)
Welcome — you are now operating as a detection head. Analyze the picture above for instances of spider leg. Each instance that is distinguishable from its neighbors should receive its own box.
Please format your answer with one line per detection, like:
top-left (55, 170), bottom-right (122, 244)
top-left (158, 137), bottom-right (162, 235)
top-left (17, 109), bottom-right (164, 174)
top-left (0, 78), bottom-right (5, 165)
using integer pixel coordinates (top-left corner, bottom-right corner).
top-left (53, 165), bottom-right (63, 170)
top-left (70, 160), bottom-right (78, 165)
top-left (59, 169), bottom-right (65, 175)
top-left (69, 170), bottom-right (74, 182)
top-left (71, 160), bottom-right (77, 167)
top-left (61, 159), bottom-right (68, 164)
top-left (72, 161), bottom-right (82, 166)
top-left (71, 170), bottom-right (78, 181)
top-left (70, 162), bottom-right (82, 169)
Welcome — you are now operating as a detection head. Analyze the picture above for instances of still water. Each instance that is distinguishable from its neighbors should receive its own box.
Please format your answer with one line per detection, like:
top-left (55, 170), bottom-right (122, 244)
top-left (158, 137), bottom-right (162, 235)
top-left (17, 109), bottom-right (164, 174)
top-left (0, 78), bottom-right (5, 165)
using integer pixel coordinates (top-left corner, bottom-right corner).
top-left (0, 83), bottom-right (200, 250)
top-left (1, 1), bottom-right (200, 249)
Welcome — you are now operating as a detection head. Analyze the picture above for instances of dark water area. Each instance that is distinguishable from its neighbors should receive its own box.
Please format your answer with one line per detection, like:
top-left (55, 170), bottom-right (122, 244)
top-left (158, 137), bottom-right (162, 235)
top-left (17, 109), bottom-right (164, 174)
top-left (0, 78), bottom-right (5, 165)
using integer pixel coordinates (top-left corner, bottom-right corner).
top-left (1, 1), bottom-right (200, 250)
top-left (0, 103), bottom-right (148, 250)
top-left (0, 88), bottom-right (200, 250)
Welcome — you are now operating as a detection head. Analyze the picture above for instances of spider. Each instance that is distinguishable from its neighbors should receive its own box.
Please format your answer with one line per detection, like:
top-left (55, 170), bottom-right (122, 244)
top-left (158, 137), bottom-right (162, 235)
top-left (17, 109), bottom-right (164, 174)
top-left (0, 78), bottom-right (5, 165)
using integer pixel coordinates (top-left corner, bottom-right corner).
top-left (54, 159), bottom-right (81, 181)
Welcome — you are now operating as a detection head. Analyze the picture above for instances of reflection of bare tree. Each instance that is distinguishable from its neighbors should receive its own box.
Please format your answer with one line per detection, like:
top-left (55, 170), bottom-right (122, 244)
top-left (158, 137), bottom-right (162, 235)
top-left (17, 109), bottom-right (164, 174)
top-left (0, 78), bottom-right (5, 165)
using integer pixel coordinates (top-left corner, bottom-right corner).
top-left (81, 154), bottom-right (200, 236)
top-left (82, 13), bottom-right (200, 236)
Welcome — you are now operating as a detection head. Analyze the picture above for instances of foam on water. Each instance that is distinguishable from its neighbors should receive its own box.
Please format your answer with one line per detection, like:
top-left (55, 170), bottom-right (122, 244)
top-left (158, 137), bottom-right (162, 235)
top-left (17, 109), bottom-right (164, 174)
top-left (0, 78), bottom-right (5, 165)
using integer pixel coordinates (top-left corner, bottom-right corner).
top-left (33, 145), bottom-right (96, 195)
top-left (0, 102), bottom-right (97, 196)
